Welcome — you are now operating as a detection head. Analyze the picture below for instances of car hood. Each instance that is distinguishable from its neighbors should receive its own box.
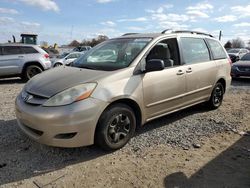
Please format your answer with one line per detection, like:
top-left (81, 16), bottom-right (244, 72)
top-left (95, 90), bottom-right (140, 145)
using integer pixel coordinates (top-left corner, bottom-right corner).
top-left (25, 66), bottom-right (110, 98)
top-left (228, 53), bottom-right (239, 56)
top-left (233, 61), bottom-right (250, 66)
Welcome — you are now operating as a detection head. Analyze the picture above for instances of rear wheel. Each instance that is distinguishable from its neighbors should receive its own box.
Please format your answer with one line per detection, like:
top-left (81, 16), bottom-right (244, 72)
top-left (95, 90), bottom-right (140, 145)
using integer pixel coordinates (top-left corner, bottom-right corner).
top-left (22, 65), bottom-right (43, 81)
top-left (95, 104), bottom-right (136, 151)
top-left (207, 82), bottom-right (224, 109)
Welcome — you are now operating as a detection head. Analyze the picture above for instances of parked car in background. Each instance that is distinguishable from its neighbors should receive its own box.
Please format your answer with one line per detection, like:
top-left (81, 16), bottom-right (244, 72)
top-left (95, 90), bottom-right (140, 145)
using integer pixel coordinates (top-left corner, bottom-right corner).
top-left (231, 53), bottom-right (250, 78)
top-left (16, 30), bottom-right (231, 150)
top-left (227, 48), bottom-right (249, 60)
top-left (228, 54), bottom-right (239, 63)
top-left (0, 44), bottom-right (51, 80)
top-left (72, 46), bottom-right (91, 52)
top-left (52, 52), bottom-right (83, 67)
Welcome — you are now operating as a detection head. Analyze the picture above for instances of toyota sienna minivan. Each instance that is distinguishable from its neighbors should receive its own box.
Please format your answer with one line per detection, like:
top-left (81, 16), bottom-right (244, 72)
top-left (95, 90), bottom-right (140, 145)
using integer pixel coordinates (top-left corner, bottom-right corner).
top-left (15, 30), bottom-right (231, 150)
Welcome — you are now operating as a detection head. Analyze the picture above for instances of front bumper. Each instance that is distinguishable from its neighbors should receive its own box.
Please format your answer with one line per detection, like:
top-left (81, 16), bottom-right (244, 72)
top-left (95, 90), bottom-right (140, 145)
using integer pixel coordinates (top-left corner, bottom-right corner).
top-left (231, 67), bottom-right (250, 77)
top-left (15, 94), bottom-right (107, 147)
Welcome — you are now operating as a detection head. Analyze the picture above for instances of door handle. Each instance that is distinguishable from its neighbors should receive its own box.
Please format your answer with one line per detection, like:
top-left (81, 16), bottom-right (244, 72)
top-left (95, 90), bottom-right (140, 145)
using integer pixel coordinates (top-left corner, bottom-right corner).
top-left (18, 56), bottom-right (24, 58)
top-left (186, 67), bottom-right (192, 73)
top-left (176, 70), bottom-right (184, 75)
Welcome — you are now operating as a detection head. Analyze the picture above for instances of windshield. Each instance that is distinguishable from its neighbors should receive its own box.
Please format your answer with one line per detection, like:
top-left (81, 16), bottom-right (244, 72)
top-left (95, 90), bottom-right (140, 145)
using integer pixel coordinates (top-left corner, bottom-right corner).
top-left (241, 53), bottom-right (250, 61)
top-left (73, 38), bottom-right (151, 71)
top-left (228, 49), bottom-right (240, 53)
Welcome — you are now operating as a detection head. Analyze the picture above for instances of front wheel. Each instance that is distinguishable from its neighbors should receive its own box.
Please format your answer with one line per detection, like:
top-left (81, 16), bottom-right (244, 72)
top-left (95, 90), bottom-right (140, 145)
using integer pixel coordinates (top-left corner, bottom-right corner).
top-left (207, 82), bottom-right (224, 110)
top-left (95, 104), bottom-right (136, 151)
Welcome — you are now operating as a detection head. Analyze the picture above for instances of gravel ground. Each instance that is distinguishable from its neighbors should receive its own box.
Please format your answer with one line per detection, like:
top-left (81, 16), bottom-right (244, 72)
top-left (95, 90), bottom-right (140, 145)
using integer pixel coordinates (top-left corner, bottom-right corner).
top-left (0, 77), bottom-right (249, 187)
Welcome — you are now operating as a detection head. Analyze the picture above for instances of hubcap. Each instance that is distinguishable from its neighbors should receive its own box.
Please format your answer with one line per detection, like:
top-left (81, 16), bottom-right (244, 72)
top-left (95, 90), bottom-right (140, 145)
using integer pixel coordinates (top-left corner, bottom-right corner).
top-left (107, 114), bottom-right (131, 144)
top-left (213, 86), bottom-right (223, 106)
top-left (27, 66), bottom-right (42, 79)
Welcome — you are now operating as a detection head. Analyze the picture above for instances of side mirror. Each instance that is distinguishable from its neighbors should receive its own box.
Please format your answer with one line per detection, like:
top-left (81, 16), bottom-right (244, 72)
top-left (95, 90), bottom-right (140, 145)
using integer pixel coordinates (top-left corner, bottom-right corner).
top-left (145, 59), bottom-right (165, 72)
top-left (236, 56), bottom-right (240, 61)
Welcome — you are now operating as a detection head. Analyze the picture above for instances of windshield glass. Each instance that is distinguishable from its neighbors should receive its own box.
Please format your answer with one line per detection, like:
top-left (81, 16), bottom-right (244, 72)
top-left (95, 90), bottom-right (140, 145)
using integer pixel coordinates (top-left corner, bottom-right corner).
top-left (241, 53), bottom-right (250, 61)
top-left (73, 38), bottom-right (152, 71)
top-left (228, 49), bottom-right (240, 53)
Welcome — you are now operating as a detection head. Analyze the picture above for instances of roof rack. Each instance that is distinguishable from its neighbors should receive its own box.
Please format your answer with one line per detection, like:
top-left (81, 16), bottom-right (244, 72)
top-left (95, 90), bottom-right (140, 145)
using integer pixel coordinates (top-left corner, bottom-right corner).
top-left (161, 29), bottom-right (214, 37)
top-left (122, 33), bottom-right (139, 36)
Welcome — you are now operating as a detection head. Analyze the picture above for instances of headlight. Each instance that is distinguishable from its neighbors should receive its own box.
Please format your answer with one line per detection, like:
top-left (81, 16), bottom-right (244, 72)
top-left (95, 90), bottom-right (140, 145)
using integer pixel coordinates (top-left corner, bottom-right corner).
top-left (43, 83), bottom-right (97, 107)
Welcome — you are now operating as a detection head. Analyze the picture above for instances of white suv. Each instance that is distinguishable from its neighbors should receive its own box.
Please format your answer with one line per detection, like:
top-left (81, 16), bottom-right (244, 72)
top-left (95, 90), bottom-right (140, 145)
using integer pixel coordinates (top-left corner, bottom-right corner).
top-left (0, 44), bottom-right (51, 80)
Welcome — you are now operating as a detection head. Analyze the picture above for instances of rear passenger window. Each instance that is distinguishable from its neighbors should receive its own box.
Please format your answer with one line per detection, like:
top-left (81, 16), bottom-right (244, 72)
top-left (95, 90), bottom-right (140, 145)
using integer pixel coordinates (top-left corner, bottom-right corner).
top-left (180, 38), bottom-right (210, 64)
top-left (2, 46), bottom-right (22, 55)
top-left (206, 39), bottom-right (227, 60)
top-left (21, 46), bottom-right (39, 54)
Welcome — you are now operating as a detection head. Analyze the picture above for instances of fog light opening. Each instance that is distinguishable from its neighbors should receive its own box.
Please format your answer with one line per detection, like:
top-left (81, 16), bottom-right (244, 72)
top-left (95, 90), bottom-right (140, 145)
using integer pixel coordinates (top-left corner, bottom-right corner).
top-left (54, 132), bottom-right (77, 139)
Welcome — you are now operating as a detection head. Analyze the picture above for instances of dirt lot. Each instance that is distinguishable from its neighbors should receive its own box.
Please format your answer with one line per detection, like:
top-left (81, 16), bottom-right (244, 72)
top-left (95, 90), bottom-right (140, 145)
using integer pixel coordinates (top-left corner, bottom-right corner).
top-left (0, 78), bottom-right (250, 188)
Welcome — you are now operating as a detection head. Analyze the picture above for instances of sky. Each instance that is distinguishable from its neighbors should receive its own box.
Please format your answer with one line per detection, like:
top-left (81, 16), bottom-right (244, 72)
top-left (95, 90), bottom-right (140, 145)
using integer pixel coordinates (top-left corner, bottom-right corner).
top-left (0, 0), bottom-right (250, 46)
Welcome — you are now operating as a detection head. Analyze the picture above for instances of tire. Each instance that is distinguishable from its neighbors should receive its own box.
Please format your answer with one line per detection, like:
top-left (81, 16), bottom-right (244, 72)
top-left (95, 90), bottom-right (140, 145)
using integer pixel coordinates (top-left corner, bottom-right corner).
top-left (54, 63), bottom-right (63, 67)
top-left (207, 82), bottom-right (224, 110)
top-left (95, 104), bottom-right (136, 151)
top-left (22, 65), bottom-right (43, 81)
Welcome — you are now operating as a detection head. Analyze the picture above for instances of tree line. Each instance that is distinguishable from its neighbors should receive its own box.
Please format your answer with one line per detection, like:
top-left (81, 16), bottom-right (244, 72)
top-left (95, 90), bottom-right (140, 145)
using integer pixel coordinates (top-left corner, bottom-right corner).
top-left (68, 35), bottom-right (109, 47)
top-left (224, 38), bottom-right (250, 49)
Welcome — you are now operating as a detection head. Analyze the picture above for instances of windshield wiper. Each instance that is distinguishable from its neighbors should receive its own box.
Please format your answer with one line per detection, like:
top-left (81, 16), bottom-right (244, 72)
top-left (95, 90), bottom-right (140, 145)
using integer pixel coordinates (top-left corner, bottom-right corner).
top-left (79, 65), bottom-right (97, 70)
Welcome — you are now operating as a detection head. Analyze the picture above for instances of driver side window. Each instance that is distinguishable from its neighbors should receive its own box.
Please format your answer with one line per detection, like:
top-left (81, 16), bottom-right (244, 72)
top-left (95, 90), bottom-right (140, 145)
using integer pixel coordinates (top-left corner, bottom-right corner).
top-left (146, 38), bottom-right (180, 68)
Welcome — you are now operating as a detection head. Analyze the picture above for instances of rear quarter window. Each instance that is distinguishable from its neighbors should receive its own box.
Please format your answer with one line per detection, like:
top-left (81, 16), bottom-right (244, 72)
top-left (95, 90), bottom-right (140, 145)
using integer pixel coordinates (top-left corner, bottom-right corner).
top-left (206, 39), bottom-right (227, 60)
top-left (180, 37), bottom-right (210, 64)
top-left (21, 46), bottom-right (39, 54)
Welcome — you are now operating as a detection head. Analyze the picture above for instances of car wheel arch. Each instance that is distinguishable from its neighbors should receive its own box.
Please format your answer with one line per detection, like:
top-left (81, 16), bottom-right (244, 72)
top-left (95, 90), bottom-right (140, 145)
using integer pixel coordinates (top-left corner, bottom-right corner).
top-left (216, 78), bottom-right (226, 93)
top-left (22, 61), bottom-right (44, 73)
top-left (94, 98), bottom-right (143, 137)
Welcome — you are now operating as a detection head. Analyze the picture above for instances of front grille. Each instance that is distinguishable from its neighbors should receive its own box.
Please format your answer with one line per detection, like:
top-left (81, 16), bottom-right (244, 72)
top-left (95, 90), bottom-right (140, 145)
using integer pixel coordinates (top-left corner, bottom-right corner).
top-left (24, 92), bottom-right (48, 105)
top-left (237, 66), bottom-right (250, 72)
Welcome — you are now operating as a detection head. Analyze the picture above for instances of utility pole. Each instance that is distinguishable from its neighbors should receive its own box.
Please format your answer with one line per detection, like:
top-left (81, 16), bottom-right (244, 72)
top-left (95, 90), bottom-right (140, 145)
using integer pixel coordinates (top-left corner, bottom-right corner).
top-left (219, 30), bottom-right (222, 41)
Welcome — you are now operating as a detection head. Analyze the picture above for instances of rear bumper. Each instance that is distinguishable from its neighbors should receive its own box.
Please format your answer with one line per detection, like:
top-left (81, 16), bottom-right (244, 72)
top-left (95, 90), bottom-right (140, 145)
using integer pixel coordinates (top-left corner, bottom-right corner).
top-left (15, 94), bottom-right (107, 147)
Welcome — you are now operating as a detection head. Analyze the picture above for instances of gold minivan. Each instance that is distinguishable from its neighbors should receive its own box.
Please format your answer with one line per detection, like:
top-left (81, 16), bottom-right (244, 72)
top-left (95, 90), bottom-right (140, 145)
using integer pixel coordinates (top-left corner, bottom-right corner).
top-left (15, 30), bottom-right (232, 150)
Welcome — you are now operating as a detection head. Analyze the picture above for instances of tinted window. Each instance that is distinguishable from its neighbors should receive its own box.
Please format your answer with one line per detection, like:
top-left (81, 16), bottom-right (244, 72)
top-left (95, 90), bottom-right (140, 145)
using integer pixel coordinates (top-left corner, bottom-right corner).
top-left (21, 46), bottom-right (38, 54)
top-left (146, 38), bottom-right (180, 67)
top-left (181, 38), bottom-right (210, 64)
top-left (207, 39), bottom-right (227, 60)
top-left (0, 47), bottom-right (3, 55)
top-left (2, 46), bottom-right (22, 55)
top-left (241, 53), bottom-right (250, 61)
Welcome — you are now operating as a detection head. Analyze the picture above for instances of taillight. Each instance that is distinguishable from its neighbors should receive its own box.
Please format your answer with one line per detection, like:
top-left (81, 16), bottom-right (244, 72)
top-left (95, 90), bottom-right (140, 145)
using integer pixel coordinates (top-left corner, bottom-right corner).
top-left (44, 54), bottom-right (49, 59)
top-left (228, 58), bottom-right (232, 66)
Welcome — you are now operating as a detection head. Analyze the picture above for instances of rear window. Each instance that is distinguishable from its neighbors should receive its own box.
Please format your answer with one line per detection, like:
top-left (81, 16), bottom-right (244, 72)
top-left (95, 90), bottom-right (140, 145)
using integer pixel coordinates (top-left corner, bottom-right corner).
top-left (206, 39), bottom-right (227, 60)
top-left (2, 46), bottom-right (22, 55)
top-left (21, 46), bottom-right (39, 54)
top-left (180, 37), bottom-right (210, 64)
top-left (0, 47), bottom-right (2, 55)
